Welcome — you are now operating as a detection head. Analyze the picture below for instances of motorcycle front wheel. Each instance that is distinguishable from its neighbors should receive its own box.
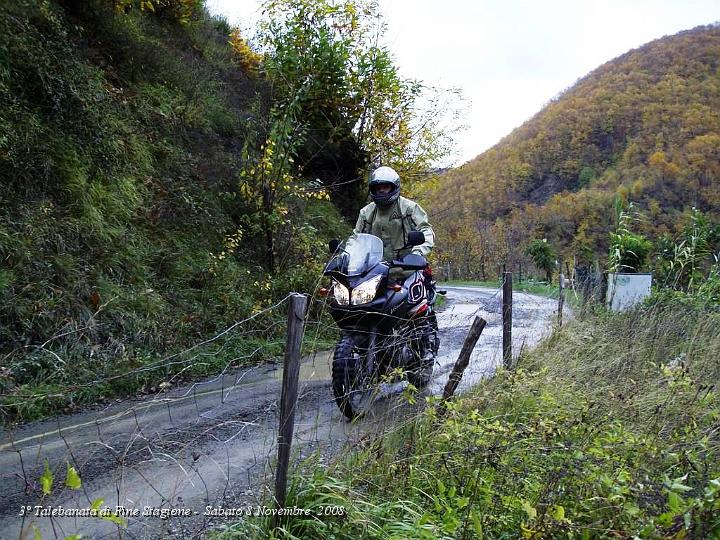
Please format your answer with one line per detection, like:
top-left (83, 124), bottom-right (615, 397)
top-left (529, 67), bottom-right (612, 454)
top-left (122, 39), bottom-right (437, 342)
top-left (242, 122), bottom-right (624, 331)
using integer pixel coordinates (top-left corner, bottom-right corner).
top-left (332, 334), bottom-right (379, 420)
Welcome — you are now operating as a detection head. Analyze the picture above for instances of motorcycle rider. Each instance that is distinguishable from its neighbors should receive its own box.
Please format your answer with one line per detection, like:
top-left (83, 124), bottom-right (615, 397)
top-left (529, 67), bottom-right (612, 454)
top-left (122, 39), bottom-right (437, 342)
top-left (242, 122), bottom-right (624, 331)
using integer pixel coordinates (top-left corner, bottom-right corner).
top-left (353, 165), bottom-right (437, 367)
top-left (354, 166), bottom-right (434, 262)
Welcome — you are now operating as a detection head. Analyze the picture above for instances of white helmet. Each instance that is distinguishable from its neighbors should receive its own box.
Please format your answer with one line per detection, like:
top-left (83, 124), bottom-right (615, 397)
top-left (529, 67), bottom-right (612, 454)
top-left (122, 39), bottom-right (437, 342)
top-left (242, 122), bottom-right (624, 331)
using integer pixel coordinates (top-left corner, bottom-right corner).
top-left (369, 166), bottom-right (400, 207)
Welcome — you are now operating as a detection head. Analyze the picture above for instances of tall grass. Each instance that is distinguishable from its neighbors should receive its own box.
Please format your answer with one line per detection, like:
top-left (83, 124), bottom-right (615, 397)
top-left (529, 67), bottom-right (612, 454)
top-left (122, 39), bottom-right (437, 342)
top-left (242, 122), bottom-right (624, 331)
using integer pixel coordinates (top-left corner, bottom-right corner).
top-left (220, 294), bottom-right (720, 539)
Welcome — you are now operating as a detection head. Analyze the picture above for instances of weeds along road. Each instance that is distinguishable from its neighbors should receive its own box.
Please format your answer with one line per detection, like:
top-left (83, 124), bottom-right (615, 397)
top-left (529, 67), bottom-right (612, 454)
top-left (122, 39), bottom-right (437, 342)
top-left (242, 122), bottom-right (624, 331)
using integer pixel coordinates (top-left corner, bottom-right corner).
top-left (0, 286), bottom-right (565, 539)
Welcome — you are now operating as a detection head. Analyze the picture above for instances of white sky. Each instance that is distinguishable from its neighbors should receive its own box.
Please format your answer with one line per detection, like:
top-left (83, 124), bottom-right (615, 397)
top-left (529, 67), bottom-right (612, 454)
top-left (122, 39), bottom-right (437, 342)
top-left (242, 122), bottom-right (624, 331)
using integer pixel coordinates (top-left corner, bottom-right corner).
top-left (206, 0), bottom-right (720, 166)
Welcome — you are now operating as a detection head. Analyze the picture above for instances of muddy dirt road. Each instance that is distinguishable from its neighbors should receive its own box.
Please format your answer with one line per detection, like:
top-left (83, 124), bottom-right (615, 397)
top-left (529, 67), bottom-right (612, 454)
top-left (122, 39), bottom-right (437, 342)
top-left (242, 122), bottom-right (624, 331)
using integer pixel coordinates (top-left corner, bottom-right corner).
top-left (0, 286), bottom-right (564, 539)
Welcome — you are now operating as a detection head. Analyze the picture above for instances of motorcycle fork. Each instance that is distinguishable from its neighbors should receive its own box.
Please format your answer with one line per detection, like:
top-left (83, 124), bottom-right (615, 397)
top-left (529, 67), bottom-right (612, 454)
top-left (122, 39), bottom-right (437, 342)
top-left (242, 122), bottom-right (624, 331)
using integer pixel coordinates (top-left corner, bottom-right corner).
top-left (365, 326), bottom-right (377, 376)
top-left (410, 317), bottom-right (432, 356)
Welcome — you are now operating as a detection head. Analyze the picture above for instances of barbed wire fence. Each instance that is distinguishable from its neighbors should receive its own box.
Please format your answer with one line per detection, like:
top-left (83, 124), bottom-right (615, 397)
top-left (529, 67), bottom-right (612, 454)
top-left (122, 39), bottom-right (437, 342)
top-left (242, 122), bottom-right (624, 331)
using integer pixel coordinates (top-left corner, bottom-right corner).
top-left (0, 266), bottom-right (575, 539)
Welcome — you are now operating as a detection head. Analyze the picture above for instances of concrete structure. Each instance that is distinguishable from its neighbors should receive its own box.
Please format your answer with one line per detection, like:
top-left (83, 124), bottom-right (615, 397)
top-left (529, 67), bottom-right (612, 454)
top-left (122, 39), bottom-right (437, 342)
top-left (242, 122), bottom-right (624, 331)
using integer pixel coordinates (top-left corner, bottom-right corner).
top-left (607, 273), bottom-right (653, 312)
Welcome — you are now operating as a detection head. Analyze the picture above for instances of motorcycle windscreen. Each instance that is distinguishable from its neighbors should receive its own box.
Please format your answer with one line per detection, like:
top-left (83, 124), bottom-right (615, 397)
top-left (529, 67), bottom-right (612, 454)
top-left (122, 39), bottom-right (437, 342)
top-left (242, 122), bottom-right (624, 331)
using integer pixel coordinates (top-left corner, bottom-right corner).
top-left (343, 233), bottom-right (384, 275)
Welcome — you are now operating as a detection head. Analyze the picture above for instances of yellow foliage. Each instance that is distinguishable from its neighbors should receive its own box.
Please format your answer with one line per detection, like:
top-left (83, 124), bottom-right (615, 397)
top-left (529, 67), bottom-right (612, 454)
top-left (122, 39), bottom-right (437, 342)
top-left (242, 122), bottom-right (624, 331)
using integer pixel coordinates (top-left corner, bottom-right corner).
top-left (229, 29), bottom-right (263, 75)
top-left (421, 25), bottom-right (720, 275)
top-left (208, 229), bottom-right (243, 275)
top-left (630, 179), bottom-right (645, 198)
top-left (113, 0), bottom-right (200, 24)
top-left (648, 150), bottom-right (668, 169)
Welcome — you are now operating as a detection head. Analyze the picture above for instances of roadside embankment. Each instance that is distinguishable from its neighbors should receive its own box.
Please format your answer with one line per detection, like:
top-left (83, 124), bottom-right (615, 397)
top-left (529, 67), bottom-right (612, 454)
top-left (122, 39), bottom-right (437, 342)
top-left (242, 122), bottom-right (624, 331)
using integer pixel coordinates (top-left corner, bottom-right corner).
top-left (218, 295), bottom-right (720, 539)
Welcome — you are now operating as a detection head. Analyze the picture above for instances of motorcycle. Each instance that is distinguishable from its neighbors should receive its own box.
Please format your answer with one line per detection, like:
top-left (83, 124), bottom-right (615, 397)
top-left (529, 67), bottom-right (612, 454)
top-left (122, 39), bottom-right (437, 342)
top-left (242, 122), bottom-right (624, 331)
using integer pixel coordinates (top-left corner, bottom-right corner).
top-left (322, 231), bottom-right (444, 419)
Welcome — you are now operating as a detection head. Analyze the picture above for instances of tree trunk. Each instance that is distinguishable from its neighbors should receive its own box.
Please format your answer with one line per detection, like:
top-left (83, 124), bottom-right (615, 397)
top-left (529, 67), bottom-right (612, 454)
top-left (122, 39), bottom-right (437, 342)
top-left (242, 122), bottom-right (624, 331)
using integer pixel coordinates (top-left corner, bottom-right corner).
top-left (262, 185), bottom-right (275, 274)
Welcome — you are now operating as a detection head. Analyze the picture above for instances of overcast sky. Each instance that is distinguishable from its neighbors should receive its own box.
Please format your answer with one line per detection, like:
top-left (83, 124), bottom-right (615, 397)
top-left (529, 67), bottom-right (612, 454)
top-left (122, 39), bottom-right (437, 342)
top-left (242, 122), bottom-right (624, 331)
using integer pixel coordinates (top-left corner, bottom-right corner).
top-left (206, 0), bottom-right (720, 166)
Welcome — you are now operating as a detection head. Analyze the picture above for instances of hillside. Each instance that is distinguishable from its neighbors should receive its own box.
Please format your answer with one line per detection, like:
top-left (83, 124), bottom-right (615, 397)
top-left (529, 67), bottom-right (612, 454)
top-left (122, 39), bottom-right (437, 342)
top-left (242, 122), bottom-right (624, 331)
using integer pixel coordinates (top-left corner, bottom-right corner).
top-left (0, 0), bottom-right (351, 422)
top-left (423, 24), bottom-right (720, 278)
top-left (0, 0), bottom-right (455, 424)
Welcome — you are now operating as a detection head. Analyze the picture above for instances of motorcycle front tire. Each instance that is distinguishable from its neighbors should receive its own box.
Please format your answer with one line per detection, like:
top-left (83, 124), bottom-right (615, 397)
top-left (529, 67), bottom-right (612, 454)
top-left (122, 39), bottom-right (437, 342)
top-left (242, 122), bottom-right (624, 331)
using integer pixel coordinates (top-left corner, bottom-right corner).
top-left (332, 333), bottom-right (378, 420)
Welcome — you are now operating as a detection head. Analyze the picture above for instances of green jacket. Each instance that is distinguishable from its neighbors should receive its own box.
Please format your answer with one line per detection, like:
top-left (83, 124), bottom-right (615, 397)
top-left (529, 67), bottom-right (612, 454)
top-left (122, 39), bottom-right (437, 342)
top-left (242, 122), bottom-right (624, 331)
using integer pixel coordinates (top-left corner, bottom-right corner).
top-left (353, 196), bottom-right (435, 262)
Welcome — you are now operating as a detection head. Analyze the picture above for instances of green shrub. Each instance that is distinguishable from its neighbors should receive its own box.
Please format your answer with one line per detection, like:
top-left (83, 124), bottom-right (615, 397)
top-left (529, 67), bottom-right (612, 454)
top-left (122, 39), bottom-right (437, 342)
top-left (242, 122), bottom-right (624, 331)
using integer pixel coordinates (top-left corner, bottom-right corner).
top-left (608, 202), bottom-right (652, 273)
top-left (655, 208), bottom-right (720, 290)
top-left (525, 239), bottom-right (556, 282)
top-left (608, 230), bottom-right (653, 272)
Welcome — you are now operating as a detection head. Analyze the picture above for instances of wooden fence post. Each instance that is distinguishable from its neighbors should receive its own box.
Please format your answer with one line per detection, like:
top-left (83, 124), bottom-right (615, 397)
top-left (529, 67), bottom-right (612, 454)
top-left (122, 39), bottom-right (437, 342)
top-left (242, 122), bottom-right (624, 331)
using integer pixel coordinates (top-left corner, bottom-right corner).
top-left (558, 270), bottom-right (565, 327)
top-left (441, 316), bottom-right (487, 403)
top-left (274, 293), bottom-right (307, 522)
top-left (503, 272), bottom-right (512, 369)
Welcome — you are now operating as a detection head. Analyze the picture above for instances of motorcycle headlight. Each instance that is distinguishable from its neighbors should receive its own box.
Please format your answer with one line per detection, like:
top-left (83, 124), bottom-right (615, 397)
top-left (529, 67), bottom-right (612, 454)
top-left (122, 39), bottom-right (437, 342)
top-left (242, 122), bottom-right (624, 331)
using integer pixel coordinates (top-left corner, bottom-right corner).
top-left (351, 275), bottom-right (383, 305)
top-left (333, 282), bottom-right (349, 305)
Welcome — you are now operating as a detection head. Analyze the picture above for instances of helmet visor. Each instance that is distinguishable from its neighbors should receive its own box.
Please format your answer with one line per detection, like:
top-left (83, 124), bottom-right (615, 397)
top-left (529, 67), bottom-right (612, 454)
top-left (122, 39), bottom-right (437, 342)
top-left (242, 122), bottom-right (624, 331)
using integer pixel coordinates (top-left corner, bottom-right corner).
top-left (371, 182), bottom-right (395, 195)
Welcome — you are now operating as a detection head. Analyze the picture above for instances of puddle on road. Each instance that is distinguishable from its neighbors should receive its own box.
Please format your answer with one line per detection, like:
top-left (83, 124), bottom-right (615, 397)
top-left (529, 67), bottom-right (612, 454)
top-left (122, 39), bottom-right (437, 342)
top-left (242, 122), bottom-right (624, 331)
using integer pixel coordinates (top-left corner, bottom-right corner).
top-left (272, 350), bottom-right (332, 382)
top-left (428, 287), bottom-right (557, 395)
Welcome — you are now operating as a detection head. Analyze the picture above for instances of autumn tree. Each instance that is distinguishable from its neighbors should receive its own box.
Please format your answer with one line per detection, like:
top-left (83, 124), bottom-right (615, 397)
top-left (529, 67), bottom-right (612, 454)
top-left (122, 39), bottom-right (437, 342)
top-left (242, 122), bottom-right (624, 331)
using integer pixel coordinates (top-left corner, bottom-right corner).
top-left (422, 24), bottom-right (720, 274)
top-left (525, 239), bottom-right (556, 283)
top-left (238, 0), bottom-right (461, 272)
